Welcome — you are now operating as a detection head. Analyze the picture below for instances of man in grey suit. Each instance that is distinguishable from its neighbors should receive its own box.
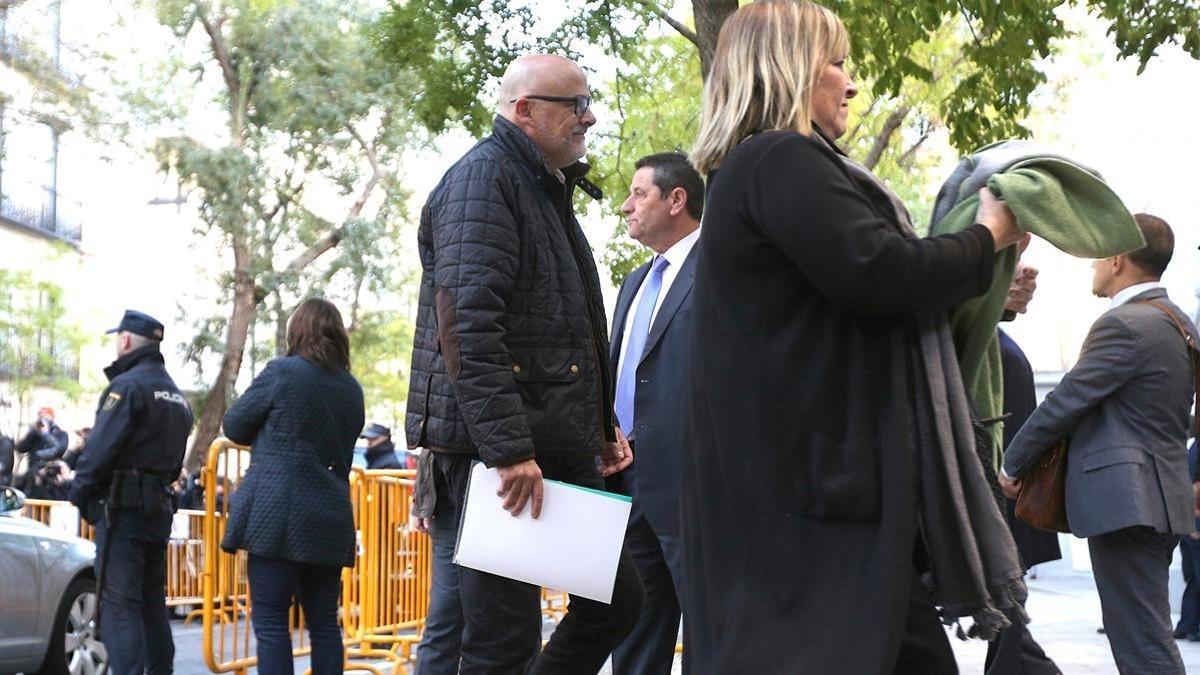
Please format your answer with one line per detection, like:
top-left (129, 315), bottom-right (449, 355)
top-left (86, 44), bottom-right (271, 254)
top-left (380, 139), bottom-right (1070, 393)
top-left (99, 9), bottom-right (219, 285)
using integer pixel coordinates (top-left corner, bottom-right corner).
top-left (607, 152), bottom-right (702, 674)
top-left (1000, 213), bottom-right (1197, 674)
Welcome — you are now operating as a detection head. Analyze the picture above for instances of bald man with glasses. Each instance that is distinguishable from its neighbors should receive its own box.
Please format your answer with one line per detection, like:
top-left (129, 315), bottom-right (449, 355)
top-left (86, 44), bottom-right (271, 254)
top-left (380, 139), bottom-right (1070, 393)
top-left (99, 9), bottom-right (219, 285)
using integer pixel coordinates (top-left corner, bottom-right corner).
top-left (406, 54), bottom-right (643, 674)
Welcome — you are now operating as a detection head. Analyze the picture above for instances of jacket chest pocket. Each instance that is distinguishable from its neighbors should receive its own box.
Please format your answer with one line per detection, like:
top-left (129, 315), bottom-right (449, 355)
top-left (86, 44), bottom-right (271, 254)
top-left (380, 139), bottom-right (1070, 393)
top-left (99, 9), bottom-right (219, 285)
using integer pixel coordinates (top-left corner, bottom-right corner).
top-left (511, 347), bottom-right (586, 385)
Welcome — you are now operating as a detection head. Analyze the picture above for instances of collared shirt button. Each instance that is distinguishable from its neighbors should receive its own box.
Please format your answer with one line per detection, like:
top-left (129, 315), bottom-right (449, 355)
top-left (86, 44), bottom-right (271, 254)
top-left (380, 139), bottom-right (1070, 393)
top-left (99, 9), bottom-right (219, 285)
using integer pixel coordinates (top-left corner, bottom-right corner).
top-left (512, 364), bottom-right (522, 374)
top-left (570, 364), bottom-right (580, 374)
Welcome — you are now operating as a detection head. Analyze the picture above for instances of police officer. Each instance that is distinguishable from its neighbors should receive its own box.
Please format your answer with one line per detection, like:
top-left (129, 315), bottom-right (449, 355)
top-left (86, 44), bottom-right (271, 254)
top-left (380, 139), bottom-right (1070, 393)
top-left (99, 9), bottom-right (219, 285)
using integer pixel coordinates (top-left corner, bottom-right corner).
top-left (360, 422), bottom-right (403, 469)
top-left (68, 310), bottom-right (193, 675)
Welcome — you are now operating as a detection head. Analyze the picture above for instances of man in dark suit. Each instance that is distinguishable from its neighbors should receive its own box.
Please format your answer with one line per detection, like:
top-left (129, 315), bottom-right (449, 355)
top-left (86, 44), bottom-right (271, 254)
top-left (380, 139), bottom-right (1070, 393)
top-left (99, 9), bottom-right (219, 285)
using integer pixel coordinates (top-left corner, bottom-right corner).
top-left (986, 259), bottom-right (1061, 675)
top-left (1001, 214), bottom-right (1196, 674)
top-left (607, 152), bottom-right (703, 674)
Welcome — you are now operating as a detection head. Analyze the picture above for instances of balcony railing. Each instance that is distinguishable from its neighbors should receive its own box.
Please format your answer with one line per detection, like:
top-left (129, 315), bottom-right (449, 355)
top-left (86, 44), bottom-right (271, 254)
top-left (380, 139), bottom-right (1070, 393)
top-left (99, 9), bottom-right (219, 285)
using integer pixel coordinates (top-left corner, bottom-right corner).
top-left (0, 331), bottom-right (80, 384)
top-left (0, 179), bottom-right (83, 244)
top-left (0, 28), bottom-right (78, 87)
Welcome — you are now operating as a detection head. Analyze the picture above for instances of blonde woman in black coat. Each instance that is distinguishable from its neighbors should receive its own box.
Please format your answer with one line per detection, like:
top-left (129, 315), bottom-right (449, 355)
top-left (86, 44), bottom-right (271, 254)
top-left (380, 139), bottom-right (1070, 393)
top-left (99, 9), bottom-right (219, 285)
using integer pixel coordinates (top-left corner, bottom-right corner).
top-left (682, 2), bottom-right (1025, 673)
top-left (221, 298), bottom-right (365, 675)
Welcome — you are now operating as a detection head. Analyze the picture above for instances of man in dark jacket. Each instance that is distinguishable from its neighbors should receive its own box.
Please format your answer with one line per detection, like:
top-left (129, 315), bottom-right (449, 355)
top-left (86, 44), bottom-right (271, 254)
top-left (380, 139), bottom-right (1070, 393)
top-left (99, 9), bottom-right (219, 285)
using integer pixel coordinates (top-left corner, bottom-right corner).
top-left (69, 310), bottom-right (193, 675)
top-left (0, 432), bottom-right (14, 487)
top-left (405, 54), bottom-right (641, 673)
top-left (15, 406), bottom-right (69, 495)
top-left (361, 423), bottom-right (403, 470)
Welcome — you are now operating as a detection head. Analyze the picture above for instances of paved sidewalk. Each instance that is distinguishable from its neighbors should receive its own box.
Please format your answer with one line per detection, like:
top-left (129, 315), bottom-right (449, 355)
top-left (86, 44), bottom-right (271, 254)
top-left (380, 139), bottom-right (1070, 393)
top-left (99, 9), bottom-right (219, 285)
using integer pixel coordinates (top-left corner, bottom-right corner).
top-left (168, 557), bottom-right (1200, 673)
top-left (949, 564), bottom-right (1200, 674)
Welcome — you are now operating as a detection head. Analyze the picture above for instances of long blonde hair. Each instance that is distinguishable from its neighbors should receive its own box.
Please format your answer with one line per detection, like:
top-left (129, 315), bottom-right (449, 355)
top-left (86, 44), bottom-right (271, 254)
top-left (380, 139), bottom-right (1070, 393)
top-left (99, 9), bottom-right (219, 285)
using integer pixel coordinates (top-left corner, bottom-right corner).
top-left (690, 1), bottom-right (849, 174)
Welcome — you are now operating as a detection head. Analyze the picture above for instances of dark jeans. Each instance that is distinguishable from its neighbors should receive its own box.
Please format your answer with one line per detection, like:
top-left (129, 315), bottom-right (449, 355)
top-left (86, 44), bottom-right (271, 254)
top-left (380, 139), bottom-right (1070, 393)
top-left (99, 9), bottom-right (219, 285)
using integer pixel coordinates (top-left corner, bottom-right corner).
top-left (415, 465), bottom-right (465, 674)
top-left (1176, 535), bottom-right (1200, 634)
top-left (247, 555), bottom-right (344, 675)
top-left (434, 452), bottom-right (645, 674)
top-left (94, 509), bottom-right (175, 675)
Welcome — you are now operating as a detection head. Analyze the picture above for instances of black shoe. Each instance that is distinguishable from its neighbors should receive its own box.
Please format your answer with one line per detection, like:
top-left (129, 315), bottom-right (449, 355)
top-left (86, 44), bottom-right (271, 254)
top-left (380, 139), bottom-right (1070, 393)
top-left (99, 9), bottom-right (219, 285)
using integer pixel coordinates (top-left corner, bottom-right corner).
top-left (1097, 626), bottom-right (1106, 634)
top-left (1173, 628), bottom-right (1198, 640)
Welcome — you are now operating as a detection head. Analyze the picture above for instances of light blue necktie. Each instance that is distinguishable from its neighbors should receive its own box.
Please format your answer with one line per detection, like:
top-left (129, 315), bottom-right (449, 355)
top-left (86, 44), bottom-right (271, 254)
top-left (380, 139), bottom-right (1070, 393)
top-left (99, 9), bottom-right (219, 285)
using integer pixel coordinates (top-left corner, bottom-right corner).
top-left (614, 255), bottom-right (669, 435)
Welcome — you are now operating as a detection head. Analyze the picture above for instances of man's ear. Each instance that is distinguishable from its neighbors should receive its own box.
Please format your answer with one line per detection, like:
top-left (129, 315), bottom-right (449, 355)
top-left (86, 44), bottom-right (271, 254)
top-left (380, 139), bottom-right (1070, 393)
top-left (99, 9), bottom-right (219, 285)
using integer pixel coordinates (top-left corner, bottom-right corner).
top-left (512, 97), bottom-right (533, 122)
top-left (668, 187), bottom-right (687, 217)
top-left (1111, 254), bottom-right (1126, 276)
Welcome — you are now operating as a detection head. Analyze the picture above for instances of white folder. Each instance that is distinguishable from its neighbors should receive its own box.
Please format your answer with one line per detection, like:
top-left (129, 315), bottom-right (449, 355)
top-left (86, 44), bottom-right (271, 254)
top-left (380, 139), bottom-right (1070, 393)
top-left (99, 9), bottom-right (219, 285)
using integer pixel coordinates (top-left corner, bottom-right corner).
top-left (453, 461), bottom-right (632, 604)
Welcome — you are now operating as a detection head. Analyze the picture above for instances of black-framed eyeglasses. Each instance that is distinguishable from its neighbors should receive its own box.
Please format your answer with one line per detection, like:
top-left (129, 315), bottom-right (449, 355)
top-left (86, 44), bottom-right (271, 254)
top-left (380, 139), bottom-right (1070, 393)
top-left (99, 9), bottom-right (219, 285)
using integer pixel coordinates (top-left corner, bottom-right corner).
top-left (510, 94), bottom-right (593, 116)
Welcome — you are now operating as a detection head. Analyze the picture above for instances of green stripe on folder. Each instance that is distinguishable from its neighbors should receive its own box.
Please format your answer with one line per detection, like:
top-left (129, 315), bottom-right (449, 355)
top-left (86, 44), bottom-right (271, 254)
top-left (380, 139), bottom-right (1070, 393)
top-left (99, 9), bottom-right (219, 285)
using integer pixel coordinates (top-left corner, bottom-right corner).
top-left (545, 478), bottom-right (632, 503)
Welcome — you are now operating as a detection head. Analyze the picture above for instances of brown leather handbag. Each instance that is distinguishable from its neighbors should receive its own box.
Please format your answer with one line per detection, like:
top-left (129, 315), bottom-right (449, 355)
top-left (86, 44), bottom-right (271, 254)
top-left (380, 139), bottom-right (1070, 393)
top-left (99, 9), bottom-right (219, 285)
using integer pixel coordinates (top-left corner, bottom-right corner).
top-left (1015, 438), bottom-right (1070, 533)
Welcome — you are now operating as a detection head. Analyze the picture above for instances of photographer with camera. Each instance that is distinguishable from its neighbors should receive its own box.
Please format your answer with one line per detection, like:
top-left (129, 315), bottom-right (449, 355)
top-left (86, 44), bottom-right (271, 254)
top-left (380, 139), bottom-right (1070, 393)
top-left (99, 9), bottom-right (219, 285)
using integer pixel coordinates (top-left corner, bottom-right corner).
top-left (15, 406), bottom-right (69, 496)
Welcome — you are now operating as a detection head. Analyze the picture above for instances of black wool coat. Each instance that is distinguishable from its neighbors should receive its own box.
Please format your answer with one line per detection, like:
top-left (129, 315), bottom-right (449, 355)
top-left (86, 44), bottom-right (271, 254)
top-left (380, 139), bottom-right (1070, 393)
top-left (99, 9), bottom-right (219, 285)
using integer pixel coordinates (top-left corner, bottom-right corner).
top-left (681, 130), bottom-right (995, 673)
top-left (220, 356), bottom-right (365, 568)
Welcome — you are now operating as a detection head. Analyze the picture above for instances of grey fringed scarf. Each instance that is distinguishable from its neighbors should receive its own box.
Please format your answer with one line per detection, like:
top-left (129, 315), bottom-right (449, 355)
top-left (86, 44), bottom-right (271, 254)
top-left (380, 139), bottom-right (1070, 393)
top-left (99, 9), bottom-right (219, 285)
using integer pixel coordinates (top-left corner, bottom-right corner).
top-left (815, 131), bottom-right (1028, 639)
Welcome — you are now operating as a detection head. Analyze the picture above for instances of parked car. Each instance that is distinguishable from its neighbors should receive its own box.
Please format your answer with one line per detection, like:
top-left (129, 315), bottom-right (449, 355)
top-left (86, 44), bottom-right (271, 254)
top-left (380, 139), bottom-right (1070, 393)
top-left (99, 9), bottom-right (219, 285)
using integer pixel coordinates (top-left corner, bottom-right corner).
top-left (0, 486), bottom-right (106, 675)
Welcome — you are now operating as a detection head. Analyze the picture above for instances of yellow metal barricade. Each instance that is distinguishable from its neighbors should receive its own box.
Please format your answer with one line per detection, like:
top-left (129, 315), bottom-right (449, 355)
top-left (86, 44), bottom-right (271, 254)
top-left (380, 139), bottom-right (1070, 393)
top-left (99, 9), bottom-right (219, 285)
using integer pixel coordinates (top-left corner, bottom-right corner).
top-left (22, 499), bottom-right (205, 614)
top-left (21, 498), bottom-right (92, 540)
top-left (200, 438), bottom-right (258, 674)
top-left (344, 469), bottom-right (430, 665)
top-left (200, 439), bottom-right (409, 675)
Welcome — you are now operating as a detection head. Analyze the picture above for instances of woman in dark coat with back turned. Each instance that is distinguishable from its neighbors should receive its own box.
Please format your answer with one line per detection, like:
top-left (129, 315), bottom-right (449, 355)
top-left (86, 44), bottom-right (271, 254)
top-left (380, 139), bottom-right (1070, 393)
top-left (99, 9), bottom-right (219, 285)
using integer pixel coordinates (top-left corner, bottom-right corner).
top-left (683, 2), bottom-right (1025, 673)
top-left (221, 298), bottom-right (365, 675)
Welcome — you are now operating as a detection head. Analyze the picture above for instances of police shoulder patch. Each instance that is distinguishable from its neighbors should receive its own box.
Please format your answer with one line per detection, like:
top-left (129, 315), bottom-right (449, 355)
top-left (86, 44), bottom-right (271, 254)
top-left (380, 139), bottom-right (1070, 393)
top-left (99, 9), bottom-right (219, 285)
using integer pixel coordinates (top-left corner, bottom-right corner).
top-left (103, 392), bottom-right (122, 412)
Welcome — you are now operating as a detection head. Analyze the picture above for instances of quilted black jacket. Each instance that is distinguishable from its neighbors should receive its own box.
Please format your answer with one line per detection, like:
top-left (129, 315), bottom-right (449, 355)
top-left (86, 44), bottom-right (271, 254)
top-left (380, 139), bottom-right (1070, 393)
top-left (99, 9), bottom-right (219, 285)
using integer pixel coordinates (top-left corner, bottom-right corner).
top-left (220, 355), bottom-right (365, 568)
top-left (405, 115), bottom-right (616, 467)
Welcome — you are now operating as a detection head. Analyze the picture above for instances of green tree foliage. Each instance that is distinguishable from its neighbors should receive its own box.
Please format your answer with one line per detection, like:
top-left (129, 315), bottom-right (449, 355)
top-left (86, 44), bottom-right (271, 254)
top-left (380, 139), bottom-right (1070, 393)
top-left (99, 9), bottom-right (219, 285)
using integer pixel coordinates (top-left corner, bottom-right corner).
top-left (0, 269), bottom-right (87, 422)
top-left (375, 0), bottom-right (1199, 152)
top-left (151, 0), bottom-right (417, 470)
top-left (374, 0), bottom-right (1199, 285)
top-left (349, 309), bottom-right (414, 426)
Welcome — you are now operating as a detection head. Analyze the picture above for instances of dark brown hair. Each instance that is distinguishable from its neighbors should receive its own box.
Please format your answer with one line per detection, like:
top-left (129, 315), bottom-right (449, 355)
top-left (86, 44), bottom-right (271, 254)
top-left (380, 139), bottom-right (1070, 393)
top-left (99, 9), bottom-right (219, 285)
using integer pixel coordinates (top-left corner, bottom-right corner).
top-left (1127, 213), bottom-right (1174, 278)
top-left (287, 298), bottom-right (351, 371)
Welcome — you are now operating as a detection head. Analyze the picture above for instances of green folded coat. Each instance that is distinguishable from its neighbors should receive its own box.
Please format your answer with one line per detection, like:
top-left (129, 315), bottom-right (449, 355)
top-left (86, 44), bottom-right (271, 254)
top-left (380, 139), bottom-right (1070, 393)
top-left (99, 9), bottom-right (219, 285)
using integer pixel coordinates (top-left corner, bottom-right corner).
top-left (930, 157), bottom-right (1144, 467)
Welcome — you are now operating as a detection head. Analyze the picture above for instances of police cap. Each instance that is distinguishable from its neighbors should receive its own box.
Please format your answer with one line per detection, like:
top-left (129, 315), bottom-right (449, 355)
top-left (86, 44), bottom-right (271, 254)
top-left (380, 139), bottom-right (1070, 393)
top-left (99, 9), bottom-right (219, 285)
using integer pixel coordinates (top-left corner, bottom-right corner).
top-left (360, 423), bottom-right (391, 440)
top-left (106, 309), bottom-right (165, 340)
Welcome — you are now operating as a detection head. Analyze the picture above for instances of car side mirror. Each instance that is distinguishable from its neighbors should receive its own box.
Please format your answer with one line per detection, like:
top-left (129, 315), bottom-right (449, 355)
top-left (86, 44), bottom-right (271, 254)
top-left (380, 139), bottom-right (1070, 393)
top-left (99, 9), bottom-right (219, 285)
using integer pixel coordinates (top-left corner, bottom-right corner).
top-left (0, 486), bottom-right (26, 514)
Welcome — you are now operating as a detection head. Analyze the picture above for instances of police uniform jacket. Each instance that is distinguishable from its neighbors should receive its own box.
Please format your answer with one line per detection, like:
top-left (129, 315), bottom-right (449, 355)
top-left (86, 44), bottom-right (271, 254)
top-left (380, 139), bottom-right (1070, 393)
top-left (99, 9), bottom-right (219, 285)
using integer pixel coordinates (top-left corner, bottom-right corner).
top-left (366, 440), bottom-right (403, 470)
top-left (220, 356), bottom-right (364, 568)
top-left (68, 343), bottom-right (193, 512)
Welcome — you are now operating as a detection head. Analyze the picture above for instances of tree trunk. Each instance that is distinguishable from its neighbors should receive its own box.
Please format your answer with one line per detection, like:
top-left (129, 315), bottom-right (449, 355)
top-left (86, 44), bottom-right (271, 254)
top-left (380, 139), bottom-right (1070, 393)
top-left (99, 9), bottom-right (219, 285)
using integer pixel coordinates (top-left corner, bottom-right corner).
top-left (691, 0), bottom-right (738, 79)
top-left (184, 247), bottom-right (257, 473)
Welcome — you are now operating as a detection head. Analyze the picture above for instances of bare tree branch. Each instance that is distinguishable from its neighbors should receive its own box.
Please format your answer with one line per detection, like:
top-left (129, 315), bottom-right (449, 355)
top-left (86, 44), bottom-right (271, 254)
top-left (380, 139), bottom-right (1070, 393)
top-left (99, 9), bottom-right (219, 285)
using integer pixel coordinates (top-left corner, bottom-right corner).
top-left (280, 125), bottom-right (382, 276)
top-left (640, 1), bottom-right (700, 48)
top-left (863, 106), bottom-right (910, 171)
top-left (897, 130), bottom-right (931, 167)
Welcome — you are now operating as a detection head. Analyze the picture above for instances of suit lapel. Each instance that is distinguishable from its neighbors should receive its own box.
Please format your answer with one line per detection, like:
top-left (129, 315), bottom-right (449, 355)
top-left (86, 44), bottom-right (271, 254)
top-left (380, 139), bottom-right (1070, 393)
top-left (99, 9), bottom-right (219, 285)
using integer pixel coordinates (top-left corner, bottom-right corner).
top-left (610, 263), bottom-right (651, 366)
top-left (639, 249), bottom-right (697, 365)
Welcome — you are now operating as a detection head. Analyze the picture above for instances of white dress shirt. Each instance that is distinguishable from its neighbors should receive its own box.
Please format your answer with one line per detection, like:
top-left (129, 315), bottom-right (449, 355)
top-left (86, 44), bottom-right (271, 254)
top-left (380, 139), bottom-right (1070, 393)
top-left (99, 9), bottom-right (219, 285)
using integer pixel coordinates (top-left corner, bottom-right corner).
top-left (1109, 281), bottom-right (1163, 309)
top-left (616, 228), bottom-right (701, 377)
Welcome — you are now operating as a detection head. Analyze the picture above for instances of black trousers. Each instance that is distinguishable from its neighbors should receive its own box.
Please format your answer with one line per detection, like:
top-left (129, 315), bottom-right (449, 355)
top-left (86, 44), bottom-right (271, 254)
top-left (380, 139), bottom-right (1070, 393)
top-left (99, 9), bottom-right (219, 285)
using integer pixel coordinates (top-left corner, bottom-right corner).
top-left (893, 565), bottom-right (958, 674)
top-left (609, 497), bottom-right (683, 674)
top-left (435, 452), bottom-right (644, 674)
top-left (94, 510), bottom-right (174, 675)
